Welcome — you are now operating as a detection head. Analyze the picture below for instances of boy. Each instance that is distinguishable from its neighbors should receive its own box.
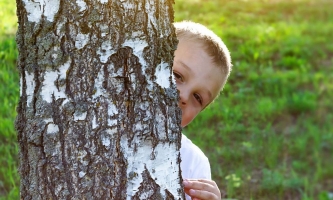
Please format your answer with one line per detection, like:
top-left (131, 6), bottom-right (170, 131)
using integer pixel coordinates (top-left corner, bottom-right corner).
top-left (173, 21), bottom-right (232, 200)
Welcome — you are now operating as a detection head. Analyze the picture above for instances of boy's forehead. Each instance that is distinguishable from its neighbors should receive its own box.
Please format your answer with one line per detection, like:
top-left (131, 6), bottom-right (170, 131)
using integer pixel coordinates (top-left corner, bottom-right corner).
top-left (178, 38), bottom-right (204, 49)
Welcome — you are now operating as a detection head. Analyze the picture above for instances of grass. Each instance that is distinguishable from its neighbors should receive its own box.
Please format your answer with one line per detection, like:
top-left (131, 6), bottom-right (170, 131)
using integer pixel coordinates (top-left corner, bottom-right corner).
top-left (1, 0), bottom-right (333, 199)
top-left (0, 0), bottom-right (20, 199)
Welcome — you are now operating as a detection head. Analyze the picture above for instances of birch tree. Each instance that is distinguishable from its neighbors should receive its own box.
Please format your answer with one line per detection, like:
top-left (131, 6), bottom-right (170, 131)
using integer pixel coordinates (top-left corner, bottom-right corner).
top-left (15, 0), bottom-right (183, 199)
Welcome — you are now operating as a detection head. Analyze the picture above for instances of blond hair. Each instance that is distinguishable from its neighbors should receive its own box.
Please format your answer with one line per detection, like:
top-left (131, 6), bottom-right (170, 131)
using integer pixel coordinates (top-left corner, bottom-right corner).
top-left (174, 21), bottom-right (232, 88)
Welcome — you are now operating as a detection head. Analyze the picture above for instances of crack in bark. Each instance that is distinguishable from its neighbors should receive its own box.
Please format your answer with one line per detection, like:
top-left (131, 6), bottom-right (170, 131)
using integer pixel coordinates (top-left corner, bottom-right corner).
top-left (51, 94), bottom-right (75, 197)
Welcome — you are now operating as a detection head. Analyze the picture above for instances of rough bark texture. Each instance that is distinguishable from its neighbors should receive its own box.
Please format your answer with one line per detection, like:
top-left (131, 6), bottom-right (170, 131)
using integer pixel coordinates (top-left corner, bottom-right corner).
top-left (15, 0), bottom-right (183, 199)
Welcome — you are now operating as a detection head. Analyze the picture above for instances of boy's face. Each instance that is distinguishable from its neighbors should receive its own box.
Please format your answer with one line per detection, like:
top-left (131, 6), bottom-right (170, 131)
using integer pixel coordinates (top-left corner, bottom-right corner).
top-left (173, 39), bottom-right (224, 127)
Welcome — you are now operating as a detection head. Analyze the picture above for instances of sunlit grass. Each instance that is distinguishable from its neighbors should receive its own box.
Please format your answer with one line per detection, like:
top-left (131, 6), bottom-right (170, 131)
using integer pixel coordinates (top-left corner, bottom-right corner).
top-left (0, 0), bottom-right (17, 37)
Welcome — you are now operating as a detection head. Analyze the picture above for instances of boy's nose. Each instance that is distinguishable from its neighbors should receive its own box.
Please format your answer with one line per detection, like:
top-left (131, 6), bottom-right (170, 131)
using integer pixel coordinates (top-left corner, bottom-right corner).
top-left (178, 90), bottom-right (189, 106)
top-left (180, 97), bottom-right (186, 105)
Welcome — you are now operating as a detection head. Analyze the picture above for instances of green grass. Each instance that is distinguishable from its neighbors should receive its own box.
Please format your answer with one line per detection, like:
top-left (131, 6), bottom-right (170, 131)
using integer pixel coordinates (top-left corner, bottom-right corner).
top-left (0, 0), bottom-right (20, 199)
top-left (1, 0), bottom-right (333, 199)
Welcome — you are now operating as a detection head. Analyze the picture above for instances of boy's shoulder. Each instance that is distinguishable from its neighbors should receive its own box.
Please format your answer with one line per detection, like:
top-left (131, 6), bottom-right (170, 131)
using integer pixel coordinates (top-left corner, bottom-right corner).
top-left (180, 134), bottom-right (211, 179)
top-left (181, 134), bottom-right (207, 156)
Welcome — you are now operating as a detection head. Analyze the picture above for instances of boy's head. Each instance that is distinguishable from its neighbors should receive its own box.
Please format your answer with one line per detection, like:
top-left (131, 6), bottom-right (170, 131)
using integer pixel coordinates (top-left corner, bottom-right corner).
top-left (173, 21), bottom-right (232, 127)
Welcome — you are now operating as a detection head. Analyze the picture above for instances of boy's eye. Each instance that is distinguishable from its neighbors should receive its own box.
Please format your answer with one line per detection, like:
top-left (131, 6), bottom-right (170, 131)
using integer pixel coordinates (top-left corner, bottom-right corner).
top-left (193, 93), bottom-right (203, 105)
top-left (173, 71), bottom-right (183, 82)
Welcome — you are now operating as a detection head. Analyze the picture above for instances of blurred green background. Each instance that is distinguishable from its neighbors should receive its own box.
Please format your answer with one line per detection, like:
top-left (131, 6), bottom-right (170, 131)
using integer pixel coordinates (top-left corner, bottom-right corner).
top-left (1, 0), bottom-right (332, 199)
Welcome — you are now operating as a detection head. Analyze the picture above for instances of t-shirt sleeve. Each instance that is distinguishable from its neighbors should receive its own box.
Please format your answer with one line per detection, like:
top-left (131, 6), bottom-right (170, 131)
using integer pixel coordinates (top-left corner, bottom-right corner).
top-left (180, 134), bottom-right (211, 200)
top-left (180, 134), bottom-right (211, 180)
top-left (190, 153), bottom-right (211, 180)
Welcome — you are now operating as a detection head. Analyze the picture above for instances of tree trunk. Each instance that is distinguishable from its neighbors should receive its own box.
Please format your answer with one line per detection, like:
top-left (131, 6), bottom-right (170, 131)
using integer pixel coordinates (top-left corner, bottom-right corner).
top-left (15, 0), bottom-right (183, 199)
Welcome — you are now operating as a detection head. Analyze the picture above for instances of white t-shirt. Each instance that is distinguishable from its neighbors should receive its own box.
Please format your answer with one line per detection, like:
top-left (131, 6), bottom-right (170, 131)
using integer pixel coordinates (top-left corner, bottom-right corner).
top-left (180, 134), bottom-right (211, 199)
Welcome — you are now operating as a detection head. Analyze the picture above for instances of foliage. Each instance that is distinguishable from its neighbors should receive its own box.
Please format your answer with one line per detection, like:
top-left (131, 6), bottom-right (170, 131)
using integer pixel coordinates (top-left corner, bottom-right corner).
top-left (1, 0), bottom-right (332, 199)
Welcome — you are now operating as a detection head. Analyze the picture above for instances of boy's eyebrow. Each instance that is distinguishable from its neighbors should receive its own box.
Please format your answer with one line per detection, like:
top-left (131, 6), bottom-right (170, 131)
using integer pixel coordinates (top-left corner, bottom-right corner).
top-left (178, 61), bottom-right (191, 73)
top-left (178, 60), bottom-right (213, 103)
